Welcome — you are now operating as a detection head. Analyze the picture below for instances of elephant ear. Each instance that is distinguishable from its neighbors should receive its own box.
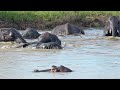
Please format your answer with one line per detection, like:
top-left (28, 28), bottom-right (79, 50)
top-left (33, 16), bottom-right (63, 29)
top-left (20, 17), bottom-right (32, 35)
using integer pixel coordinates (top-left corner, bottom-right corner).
top-left (117, 20), bottom-right (120, 30)
top-left (105, 20), bottom-right (109, 29)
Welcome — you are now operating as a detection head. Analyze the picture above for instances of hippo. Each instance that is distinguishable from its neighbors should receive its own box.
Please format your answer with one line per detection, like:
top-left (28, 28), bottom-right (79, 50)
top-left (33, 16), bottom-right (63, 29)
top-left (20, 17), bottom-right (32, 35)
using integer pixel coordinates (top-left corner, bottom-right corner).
top-left (51, 23), bottom-right (85, 36)
top-left (0, 28), bottom-right (27, 43)
top-left (104, 16), bottom-right (120, 37)
top-left (22, 28), bottom-right (41, 39)
top-left (33, 65), bottom-right (72, 72)
top-left (15, 32), bottom-right (62, 49)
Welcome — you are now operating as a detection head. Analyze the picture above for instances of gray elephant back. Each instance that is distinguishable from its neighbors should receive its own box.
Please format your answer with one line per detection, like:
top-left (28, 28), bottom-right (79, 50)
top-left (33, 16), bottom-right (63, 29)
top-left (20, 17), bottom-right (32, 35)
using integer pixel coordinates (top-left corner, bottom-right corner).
top-left (51, 24), bottom-right (68, 35)
top-left (51, 23), bottom-right (85, 36)
top-left (22, 28), bottom-right (40, 39)
top-left (66, 23), bottom-right (85, 35)
top-left (38, 32), bottom-right (61, 45)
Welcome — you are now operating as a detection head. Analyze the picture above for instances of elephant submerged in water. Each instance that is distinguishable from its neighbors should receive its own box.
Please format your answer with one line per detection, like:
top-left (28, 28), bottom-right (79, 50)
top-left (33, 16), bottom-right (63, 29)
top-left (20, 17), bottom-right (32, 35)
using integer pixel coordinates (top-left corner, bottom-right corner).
top-left (15, 32), bottom-right (62, 49)
top-left (0, 28), bottom-right (27, 43)
top-left (22, 28), bottom-right (41, 39)
top-left (38, 32), bottom-right (61, 45)
top-left (104, 16), bottom-right (120, 37)
top-left (33, 65), bottom-right (73, 72)
top-left (35, 42), bottom-right (62, 49)
top-left (51, 23), bottom-right (85, 36)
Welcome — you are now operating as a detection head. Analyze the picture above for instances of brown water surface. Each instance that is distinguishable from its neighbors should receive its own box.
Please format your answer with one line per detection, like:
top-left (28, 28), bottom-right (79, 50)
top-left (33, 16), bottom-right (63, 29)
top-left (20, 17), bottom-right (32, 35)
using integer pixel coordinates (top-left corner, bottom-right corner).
top-left (0, 28), bottom-right (120, 79)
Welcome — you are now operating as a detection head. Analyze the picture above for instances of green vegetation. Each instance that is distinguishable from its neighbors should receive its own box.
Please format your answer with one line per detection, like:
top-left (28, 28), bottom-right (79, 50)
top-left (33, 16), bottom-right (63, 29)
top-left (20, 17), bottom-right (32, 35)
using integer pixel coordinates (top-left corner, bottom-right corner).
top-left (0, 11), bottom-right (120, 30)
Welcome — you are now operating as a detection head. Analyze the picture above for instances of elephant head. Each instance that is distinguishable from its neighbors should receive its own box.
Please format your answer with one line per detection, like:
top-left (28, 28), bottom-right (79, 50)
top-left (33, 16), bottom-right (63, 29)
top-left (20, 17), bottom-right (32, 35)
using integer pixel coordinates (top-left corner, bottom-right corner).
top-left (0, 28), bottom-right (27, 43)
top-left (104, 16), bottom-right (120, 37)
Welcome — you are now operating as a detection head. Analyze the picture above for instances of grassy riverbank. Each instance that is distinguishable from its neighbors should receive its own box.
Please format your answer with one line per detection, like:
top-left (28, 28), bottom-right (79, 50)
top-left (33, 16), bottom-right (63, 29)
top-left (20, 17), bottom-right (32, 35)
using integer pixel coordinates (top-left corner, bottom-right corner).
top-left (0, 11), bottom-right (119, 30)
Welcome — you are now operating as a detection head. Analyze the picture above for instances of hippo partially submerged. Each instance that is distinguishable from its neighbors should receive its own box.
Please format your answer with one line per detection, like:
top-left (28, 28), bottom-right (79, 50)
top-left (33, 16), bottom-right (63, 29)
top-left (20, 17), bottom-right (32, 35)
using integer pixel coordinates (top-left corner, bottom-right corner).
top-left (0, 28), bottom-right (27, 43)
top-left (15, 32), bottom-right (62, 49)
top-left (34, 65), bottom-right (72, 72)
top-left (22, 28), bottom-right (41, 39)
top-left (51, 23), bottom-right (85, 36)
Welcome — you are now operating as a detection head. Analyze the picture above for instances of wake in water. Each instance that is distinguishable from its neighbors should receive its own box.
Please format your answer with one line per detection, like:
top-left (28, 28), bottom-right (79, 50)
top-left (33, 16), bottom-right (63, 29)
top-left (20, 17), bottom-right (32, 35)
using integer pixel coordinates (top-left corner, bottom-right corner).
top-left (0, 42), bottom-right (16, 49)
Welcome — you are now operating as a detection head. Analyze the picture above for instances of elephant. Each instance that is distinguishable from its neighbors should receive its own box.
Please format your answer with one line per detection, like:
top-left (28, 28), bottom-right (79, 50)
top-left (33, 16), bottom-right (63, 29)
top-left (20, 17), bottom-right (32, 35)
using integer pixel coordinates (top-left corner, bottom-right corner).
top-left (38, 32), bottom-right (61, 45)
top-left (15, 32), bottom-right (62, 49)
top-left (33, 65), bottom-right (72, 72)
top-left (0, 28), bottom-right (27, 43)
top-left (51, 23), bottom-right (85, 36)
top-left (104, 16), bottom-right (120, 37)
top-left (22, 28), bottom-right (41, 39)
top-left (36, 42), bottom-right (62, 49)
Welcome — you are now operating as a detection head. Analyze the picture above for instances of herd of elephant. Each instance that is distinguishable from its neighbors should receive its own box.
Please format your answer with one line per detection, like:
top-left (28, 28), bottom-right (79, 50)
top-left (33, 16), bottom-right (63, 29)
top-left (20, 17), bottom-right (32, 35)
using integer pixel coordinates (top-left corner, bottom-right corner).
top-left (0, 16), bottom-right (120, 50)
top-left (1, 16), bottom-right (120, 50)
top-left (0, 16), bottom-right (120, 72)
top-left (0, 22), bottom-right (85, 49)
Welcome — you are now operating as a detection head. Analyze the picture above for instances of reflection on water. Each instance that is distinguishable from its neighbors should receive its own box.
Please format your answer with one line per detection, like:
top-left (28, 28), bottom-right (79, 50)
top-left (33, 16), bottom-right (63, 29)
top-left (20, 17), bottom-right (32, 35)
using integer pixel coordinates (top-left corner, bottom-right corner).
top-left (0, 28), bottom-right (120, 79)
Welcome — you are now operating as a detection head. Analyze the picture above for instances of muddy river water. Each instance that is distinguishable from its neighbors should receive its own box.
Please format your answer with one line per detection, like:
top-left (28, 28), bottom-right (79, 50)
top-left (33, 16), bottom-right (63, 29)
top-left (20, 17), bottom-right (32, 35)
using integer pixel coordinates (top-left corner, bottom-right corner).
top-left (0, 28), bottom-right (120, 79)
